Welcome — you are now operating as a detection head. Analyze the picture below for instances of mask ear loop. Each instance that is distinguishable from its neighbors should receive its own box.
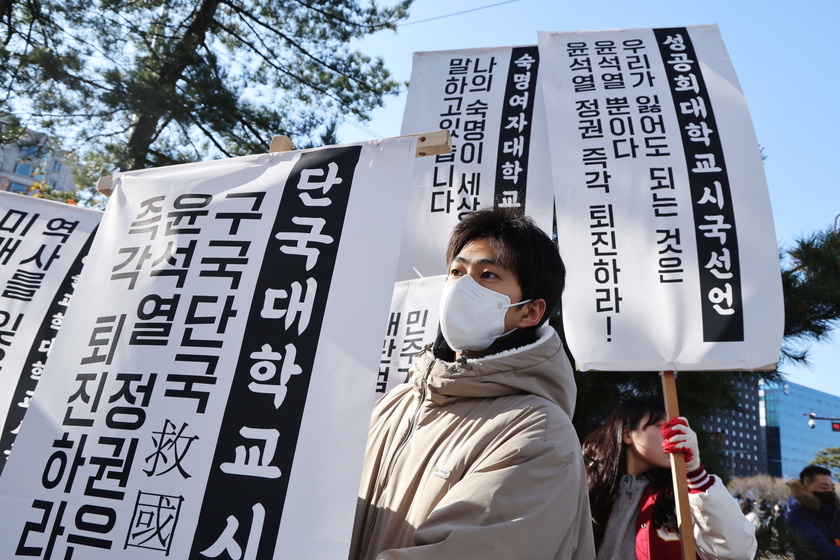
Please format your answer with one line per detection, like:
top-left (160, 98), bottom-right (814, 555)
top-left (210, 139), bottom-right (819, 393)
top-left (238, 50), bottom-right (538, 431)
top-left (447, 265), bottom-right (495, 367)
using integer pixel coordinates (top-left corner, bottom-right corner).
top-left (492, 299), bottom-right (534, 340)
top-left (504, 298), bottom-right (533, 309)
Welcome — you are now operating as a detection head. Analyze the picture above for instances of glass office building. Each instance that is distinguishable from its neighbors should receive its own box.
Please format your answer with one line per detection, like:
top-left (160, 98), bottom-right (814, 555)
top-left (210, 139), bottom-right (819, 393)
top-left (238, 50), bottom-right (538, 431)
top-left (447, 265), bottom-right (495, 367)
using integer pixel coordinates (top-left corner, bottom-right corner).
top-left (700, 377), bottom-right (763, 478)
top-left (759, 380), bottom-right (840, 480)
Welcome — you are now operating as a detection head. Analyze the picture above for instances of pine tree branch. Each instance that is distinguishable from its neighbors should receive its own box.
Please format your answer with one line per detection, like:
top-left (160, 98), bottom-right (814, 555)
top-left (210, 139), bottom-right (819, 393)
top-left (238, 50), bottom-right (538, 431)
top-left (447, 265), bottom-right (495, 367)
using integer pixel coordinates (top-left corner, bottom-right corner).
top-left (222, 0), bottom-right (378, 94)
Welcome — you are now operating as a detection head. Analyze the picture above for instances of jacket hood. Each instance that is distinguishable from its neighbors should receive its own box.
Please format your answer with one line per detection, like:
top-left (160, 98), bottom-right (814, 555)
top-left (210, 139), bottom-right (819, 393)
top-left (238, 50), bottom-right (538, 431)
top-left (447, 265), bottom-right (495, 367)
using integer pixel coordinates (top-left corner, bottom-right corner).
top-left (411, 325), bottom-right (577, 417)
top-left (787, 479), bottom-right (840, 511)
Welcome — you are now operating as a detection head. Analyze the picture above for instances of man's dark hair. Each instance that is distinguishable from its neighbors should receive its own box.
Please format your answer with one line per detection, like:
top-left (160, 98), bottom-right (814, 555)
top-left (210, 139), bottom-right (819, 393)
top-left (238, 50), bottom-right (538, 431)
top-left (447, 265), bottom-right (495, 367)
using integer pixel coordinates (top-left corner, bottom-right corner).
top-left (800, 465), bottom-right (832, 485)
top-left (446, 208), bottom-right (565, 326)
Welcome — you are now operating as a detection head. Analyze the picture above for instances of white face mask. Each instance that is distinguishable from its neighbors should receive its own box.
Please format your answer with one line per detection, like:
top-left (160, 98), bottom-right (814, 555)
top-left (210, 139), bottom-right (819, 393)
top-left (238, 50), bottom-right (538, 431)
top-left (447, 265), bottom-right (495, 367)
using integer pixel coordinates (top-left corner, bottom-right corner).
top-left (439, 275), bottom-right (531, 352)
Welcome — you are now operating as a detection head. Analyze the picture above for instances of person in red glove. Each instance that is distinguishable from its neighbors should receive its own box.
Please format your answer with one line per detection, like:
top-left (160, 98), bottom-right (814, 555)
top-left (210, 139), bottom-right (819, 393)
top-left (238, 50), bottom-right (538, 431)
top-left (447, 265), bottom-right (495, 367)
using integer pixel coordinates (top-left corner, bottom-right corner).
top-left (582, 399), bottom-right (756, 560)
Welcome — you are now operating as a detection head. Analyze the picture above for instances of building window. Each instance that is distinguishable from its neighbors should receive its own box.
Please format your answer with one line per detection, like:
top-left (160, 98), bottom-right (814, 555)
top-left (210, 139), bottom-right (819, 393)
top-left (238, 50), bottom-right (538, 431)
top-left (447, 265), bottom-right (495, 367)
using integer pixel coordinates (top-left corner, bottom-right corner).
top-left (13, 162), bottom-right (33, 177)
top-left (20, 145), bottom-right (41, 157)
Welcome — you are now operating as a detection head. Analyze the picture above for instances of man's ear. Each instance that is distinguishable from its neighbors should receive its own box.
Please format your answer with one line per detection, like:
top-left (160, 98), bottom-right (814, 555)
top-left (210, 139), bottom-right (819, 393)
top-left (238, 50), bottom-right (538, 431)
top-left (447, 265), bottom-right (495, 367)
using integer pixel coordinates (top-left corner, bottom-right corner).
top-left (516, 298), bottom-right (547, 328)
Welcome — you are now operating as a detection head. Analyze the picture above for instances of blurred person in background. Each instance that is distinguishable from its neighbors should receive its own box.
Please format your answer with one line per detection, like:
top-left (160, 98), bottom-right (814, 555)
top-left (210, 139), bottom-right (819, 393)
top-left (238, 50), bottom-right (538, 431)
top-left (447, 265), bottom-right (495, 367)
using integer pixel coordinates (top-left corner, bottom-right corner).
top-left (787, 465), bottom-right (840, 560)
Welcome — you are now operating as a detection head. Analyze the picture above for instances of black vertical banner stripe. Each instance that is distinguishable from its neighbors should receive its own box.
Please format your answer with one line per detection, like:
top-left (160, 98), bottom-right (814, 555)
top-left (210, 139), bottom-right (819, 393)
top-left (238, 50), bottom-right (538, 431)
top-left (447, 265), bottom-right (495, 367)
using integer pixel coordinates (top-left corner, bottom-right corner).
top-left (190, 145), bottom-right (362, 559)
top-left (0, 226), bottom-right (98, 470)
top-left (494, 45), bottom-right (540, 212)
top-left (653, 27), bottom-right (744, 342)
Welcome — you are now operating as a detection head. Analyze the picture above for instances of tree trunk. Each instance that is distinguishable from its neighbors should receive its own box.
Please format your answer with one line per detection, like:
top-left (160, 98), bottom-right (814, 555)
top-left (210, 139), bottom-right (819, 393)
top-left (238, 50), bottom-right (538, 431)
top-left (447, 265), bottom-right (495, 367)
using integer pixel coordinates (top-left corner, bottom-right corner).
top-left (121, 0), bottom-right (221, 170)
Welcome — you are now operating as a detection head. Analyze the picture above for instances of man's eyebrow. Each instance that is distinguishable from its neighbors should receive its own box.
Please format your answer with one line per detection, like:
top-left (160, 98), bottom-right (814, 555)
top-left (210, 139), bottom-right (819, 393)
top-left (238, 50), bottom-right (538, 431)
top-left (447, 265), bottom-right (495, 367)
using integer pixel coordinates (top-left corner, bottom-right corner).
top-left (452, 255), bottom-right (509, 269)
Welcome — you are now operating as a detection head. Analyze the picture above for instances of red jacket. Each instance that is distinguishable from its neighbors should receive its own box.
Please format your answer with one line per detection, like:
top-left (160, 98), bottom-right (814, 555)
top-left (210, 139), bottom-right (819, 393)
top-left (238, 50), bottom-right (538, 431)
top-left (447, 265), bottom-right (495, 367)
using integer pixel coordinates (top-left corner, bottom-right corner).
top-left (633, 467), bottom-right (755, 560)
top-left (634, 485), bottom-right (682, 560)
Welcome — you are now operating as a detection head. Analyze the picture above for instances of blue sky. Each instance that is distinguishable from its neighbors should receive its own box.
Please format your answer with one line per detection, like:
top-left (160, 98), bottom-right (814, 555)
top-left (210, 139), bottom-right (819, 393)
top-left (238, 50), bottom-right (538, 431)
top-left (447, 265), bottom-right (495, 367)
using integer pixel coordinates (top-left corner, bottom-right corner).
top-left (337, 0), bottom-right (840, 396)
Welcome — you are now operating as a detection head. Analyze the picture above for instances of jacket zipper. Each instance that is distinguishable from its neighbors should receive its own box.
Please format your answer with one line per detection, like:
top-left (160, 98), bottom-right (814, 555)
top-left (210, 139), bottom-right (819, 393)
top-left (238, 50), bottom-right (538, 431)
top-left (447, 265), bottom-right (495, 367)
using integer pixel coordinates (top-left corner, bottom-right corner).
top-left (374, 357), bottom-right (435, 508)
top-left (358, 357), bottom-right (435, 560)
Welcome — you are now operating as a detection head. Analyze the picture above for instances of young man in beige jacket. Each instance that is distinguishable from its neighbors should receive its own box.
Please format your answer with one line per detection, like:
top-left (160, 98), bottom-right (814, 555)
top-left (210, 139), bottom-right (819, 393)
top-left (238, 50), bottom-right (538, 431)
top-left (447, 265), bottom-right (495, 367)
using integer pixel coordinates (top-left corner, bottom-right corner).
top-left (349, 208), bottom-right (595, 560)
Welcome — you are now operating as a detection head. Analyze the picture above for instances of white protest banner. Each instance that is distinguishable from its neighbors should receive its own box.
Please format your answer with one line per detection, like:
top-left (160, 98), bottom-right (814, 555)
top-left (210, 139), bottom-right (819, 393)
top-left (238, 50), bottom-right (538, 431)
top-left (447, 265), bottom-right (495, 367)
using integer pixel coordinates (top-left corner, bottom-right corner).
top-left (539, 25), bottom-right (783, 371)
top-left (398, 46), bottom-right (554, 280)
top-left (0, 137), bottom-right (417, 559)
top-left (376, 275), bottom-right (444, 399)
top-left (0, 193), bottom-right (100, 467)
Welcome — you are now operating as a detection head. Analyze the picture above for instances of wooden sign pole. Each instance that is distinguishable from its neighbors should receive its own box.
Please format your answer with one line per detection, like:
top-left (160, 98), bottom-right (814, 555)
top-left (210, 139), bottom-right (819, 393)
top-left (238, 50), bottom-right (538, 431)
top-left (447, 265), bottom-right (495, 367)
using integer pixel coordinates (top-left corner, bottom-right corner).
top-left (660, 370), bottom-right (697, 560)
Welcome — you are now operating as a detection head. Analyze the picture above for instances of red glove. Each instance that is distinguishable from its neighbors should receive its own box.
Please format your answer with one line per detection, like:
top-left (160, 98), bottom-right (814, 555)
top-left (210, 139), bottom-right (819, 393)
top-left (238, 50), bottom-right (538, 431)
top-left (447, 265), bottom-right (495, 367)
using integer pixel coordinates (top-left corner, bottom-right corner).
top-left (661, 417), bottom-right (701, 472)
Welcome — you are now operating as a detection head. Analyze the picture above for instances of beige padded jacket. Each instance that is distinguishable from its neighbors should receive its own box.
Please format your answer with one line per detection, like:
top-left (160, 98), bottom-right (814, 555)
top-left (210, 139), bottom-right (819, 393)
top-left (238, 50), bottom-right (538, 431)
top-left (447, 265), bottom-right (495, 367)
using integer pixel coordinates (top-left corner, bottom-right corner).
top-left (349, 325), bottom-right (595, 560)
